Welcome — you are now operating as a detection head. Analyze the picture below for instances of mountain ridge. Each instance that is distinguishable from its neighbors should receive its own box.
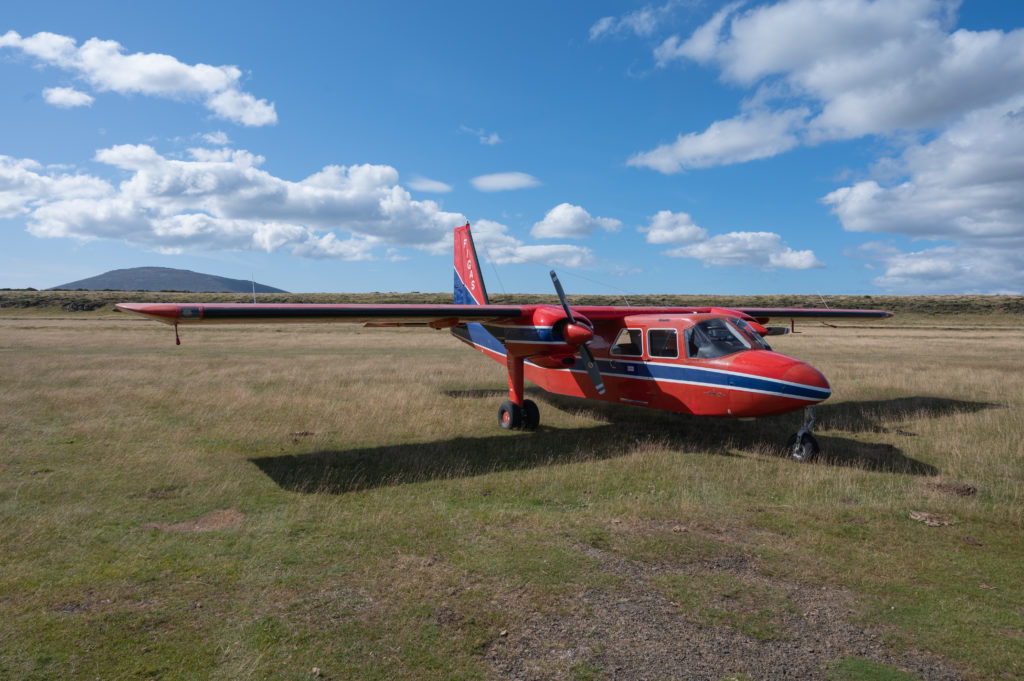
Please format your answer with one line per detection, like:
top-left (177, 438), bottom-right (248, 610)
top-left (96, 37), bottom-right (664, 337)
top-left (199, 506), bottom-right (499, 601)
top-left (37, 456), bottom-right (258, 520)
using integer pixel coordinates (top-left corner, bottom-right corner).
top-left (50, 267), bottom-right (288, 293)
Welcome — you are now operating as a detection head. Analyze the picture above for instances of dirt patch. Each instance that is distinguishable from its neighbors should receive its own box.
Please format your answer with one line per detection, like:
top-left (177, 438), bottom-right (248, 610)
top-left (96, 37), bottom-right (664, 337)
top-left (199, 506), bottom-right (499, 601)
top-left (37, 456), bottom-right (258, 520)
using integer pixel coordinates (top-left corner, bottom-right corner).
top-left (144, 508), bottom-right (244, 533)
top-left (928, 482), bottom-right (977, 497)
top-left (482, 527), bottom-right (962, 681)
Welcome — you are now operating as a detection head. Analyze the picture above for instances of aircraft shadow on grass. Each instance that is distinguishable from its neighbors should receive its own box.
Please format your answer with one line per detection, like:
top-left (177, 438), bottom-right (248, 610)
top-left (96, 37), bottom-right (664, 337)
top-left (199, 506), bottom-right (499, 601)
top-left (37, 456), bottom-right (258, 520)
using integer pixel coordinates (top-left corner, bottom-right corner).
top-left (251, 392), bottom-right (998, 494)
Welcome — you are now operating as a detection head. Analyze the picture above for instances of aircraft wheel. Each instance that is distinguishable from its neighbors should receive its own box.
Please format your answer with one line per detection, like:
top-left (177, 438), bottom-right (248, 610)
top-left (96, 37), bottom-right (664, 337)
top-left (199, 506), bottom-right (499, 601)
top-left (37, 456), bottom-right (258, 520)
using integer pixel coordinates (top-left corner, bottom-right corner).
top-left (786, 432), bottom-right (819, 462)
top-left (521, 399), bottom-right (540, 431)
top-left (498, 401), bottom-right (522, 430)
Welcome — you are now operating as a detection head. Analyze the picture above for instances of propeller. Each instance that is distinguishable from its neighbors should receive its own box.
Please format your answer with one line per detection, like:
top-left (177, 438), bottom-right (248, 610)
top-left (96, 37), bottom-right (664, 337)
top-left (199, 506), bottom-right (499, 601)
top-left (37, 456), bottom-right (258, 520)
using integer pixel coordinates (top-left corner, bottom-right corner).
top-left (550, 271), bottom-right (606, 395)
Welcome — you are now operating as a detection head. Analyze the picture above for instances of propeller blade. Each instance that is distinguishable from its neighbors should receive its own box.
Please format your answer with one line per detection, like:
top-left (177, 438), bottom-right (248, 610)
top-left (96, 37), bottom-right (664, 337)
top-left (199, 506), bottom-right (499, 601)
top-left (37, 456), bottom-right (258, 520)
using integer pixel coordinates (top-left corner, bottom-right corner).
top-left (550, 270), bottom-right (575, 322)
top-left (551, 269), bottom-right (605, 395)
top-left (579, 345), bottom-right (606, 395)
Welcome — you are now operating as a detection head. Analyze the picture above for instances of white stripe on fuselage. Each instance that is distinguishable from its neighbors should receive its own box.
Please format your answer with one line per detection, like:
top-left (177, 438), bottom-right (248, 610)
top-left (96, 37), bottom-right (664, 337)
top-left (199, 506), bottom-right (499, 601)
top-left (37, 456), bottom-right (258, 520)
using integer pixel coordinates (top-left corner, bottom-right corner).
top-left (454, 333), bottom-right (828, 402)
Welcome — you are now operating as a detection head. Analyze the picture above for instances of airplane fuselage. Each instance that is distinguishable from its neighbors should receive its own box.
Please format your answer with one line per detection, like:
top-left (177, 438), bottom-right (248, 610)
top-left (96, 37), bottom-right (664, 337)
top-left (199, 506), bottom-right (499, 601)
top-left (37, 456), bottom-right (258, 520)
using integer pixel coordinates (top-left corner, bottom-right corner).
top-left (451, 309), bottom-right (830, 419)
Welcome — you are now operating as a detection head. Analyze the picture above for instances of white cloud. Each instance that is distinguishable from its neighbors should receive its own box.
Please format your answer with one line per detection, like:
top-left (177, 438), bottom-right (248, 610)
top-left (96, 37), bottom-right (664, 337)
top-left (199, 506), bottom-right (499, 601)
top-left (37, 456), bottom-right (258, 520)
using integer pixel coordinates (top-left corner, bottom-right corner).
top-left (471, 219), bottom-right (593, 268)
top-left (0, 30), bottom-right (277, 126)
top-left (822, 99), bottom-right (1024, 247)
top-left (629, 108), bottom-right (808, 172)
top-left (589, 17), bottom-right (617, 41)
top-left (290, 233), bottom-right (377, 260)
top-left (654, 1), bottom-right (743, 65)
top-left (639, 210), bottom-right (707, 244)
top-left (590, 2), bottom-right (679, 40)
top-left (822, 98), bottom-right (1024, 292)
top-left (0, 155), bottom-right (110, 218)
top-left (640, 0), bottom-right (1024, 168)
top-left (470, 172), bottom-right (540, 192)
top-left (459, 125), bottom-right (502, 146)
top-left (867, 245), bottom-right (1024, 294)
top-left (408, 176), bottom-right (453, 193)
top-left (205, 89), bottom-right (276, 127)
top-left (201, 131), bottom-right (230, 146)
top-left (531, 203), bottom-right (622, 239)
top-left (624, 0), bottom-right (1024, 290)
top-left (41, 86), bottom-right (94, 108)
top-left (5, 144), bottom-right (467, 259)
top-left (665, 231), bottom-right (824, 270)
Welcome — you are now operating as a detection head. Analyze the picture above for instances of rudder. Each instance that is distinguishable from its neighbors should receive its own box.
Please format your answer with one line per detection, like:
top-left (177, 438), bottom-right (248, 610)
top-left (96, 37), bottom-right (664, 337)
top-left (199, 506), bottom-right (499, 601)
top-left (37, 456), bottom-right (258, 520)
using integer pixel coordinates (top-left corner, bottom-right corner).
top-left (453, 223), bottom-right (490, 306)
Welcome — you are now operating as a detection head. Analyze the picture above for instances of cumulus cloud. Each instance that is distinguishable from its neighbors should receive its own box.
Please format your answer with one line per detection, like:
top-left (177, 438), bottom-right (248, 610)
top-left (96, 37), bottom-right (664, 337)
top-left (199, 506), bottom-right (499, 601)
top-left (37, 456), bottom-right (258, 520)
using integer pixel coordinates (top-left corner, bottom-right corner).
top-left (471, 219), bottom-right (593, 268)
top-left (639, 0), bottom-right (1024, 166)
top-left (639, 208), bottom-right (823, 270)
top-left (531, 203), bottom-right (622, 239)
top-left (0, 155), bottom-right (110, 218)
top-left (41, 86), bottom-right (94, 108)
top-left (620, 0), bottom-right (1024, 290)
top-left (822, 98), bottom-right (1024, 291)
top-left (639, 210), bottom-right (707, 244)
top-left (629, 108), bottom-right (808, 172)
top-left (5, 144), bottom-right (466, 259)
top-left (201, 131), bottom-right (230, 146)
top-left (823, 99), bottom-right (1024, 245)
top-left (665, 231), bottom-right (824, 270)
top-left (408, 176), bottom-right (453, 193)
top-left (654, 1), bottom-right (743, 64)
top-left (0, 30), bottom-right (276, 126)
top-left (866, 245), bottom-right (1024, 294)
top-left (470, 172), bottom-right (540, 192)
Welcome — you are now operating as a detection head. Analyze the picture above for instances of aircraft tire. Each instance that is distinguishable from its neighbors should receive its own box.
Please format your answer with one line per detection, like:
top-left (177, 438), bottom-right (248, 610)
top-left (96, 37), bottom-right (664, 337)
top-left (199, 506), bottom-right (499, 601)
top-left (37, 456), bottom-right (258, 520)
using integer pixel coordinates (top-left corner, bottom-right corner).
top-left (521, 400), bottom-right (540, 430)
top-left (498, 401), bottom-right (522, 430)
top-left (786, 432), bottom-right (819, 462)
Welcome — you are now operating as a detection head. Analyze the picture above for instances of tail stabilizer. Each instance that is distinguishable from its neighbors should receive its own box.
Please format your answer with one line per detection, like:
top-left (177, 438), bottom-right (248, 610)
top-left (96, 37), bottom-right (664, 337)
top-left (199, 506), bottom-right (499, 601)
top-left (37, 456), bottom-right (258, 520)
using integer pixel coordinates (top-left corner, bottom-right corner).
top-left (453, 223), bottom-right (490, 305)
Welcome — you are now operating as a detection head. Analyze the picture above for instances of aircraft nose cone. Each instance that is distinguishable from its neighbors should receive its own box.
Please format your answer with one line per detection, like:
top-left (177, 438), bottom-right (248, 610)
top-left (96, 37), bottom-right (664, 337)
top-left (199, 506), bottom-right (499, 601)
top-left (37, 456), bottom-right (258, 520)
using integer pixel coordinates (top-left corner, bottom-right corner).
top-left (562, 322), bottom-right (594, 346)
top-left (782, 361), bottom-right (831, 403)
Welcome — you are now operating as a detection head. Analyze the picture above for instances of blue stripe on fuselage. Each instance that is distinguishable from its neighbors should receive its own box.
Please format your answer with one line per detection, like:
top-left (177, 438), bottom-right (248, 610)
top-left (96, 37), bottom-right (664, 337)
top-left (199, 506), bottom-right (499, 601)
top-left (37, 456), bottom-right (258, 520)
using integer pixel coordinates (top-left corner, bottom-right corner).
top-left (586, 357), bottom-right (829, 401)
top-left (452, 322), bottom-right (506, 355)
top-left (488, 325), bottom-right (558, 343)
top-left (450, 324), bottom-right (828, 401)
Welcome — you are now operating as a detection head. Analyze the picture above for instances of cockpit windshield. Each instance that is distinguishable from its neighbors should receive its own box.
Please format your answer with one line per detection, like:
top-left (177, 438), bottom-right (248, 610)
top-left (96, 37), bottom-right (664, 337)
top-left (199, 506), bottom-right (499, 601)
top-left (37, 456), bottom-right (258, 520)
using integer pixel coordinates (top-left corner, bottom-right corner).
top-left (732, 318), bottom-right (772, 351)
top-left (686, 318), bottom-right (754, 359)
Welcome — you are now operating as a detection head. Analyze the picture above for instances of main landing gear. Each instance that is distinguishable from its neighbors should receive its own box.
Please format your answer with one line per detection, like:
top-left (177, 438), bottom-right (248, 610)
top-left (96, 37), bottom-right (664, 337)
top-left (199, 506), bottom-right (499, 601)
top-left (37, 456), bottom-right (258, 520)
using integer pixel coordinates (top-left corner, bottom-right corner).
top-left (786, 406), bottom-right (820, 462)
top-left (498, 399), bottom-right (540, 431)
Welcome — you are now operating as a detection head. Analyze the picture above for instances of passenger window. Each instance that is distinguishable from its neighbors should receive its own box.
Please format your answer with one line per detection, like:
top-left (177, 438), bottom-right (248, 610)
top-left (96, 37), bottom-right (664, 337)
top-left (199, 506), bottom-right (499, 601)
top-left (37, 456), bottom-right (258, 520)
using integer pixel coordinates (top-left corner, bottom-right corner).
top-left (648, 329), bottom-right (678, 358)
top-left (610, 328), bottom-right (643, 356)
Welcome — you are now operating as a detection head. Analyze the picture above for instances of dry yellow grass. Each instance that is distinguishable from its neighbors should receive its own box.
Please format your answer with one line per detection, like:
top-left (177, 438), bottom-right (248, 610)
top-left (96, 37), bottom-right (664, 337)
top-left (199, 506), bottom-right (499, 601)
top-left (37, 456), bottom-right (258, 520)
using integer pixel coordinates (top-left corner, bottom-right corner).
top-left (1, 307), bottom-right (1022, 680)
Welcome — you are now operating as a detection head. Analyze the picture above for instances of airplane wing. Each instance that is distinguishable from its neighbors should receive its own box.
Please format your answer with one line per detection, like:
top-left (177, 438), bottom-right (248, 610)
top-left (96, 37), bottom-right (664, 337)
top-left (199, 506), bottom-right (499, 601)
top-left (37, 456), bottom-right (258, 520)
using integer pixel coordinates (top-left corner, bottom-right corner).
top-left (113, 302), bottom-right (529, 328)
top-left (115, 302), bottom-right (891, 328)
top-left (730, 307), bottom-right (893, 322)
top-left (565, 305), bottom-right (892, 323)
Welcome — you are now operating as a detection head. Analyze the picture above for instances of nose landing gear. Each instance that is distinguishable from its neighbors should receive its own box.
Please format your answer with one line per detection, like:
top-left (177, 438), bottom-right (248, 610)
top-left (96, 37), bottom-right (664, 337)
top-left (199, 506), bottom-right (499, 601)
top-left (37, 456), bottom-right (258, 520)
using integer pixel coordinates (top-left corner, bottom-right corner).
top-left (786, 406), bottom-right (820, 462)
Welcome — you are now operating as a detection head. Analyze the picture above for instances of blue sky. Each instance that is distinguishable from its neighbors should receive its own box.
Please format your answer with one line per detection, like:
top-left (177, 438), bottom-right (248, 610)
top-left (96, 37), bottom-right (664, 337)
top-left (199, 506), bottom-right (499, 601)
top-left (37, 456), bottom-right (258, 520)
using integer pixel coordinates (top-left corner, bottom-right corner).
top-left (2, 0), bottom-right (1023, 295)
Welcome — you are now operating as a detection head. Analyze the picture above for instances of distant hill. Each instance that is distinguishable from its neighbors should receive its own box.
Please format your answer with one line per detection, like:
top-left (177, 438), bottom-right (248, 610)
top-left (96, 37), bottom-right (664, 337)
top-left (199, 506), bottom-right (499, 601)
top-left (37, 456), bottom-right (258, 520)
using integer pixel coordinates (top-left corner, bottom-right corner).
top-left (50, 267), bottom-right (288, 293)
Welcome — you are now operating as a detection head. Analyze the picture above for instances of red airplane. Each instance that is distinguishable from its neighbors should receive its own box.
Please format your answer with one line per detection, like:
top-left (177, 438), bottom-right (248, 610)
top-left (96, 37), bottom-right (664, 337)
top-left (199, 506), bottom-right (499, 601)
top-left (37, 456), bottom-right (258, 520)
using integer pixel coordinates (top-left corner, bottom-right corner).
top-left (116, 223), bottom-right (891, 461)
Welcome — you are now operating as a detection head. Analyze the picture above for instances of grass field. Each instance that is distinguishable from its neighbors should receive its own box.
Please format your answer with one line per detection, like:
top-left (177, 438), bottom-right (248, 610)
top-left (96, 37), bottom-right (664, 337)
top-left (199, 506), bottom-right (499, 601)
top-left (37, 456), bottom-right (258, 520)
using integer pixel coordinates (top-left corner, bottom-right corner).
top-left (1, 295), bottom-right (1022, 680)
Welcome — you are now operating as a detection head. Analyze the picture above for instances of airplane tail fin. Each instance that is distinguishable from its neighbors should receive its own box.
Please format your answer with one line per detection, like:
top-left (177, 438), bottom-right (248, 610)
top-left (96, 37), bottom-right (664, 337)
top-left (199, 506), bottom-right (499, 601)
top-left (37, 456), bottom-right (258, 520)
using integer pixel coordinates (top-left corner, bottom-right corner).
top-left (453, 223), bottom-right (490, 305)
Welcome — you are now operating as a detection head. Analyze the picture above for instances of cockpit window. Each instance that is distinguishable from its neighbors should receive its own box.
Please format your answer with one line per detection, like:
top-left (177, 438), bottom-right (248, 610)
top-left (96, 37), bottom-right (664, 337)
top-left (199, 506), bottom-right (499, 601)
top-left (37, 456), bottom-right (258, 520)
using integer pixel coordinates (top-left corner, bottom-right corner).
top-left (610, 328), bottom-right (643, 356)
top-left (648, 329), bottom-right (678, 358)
top-left (686, 319), bottom-right (751, 359)
top-left (732, 318), bottom-right (772, 351)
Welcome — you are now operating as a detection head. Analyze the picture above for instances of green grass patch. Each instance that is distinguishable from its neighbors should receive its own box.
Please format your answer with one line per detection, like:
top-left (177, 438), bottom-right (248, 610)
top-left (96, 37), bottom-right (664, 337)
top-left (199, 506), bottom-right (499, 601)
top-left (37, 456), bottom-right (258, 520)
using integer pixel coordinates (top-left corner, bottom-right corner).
top-left (827, 657), bottom-right (924, 681)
